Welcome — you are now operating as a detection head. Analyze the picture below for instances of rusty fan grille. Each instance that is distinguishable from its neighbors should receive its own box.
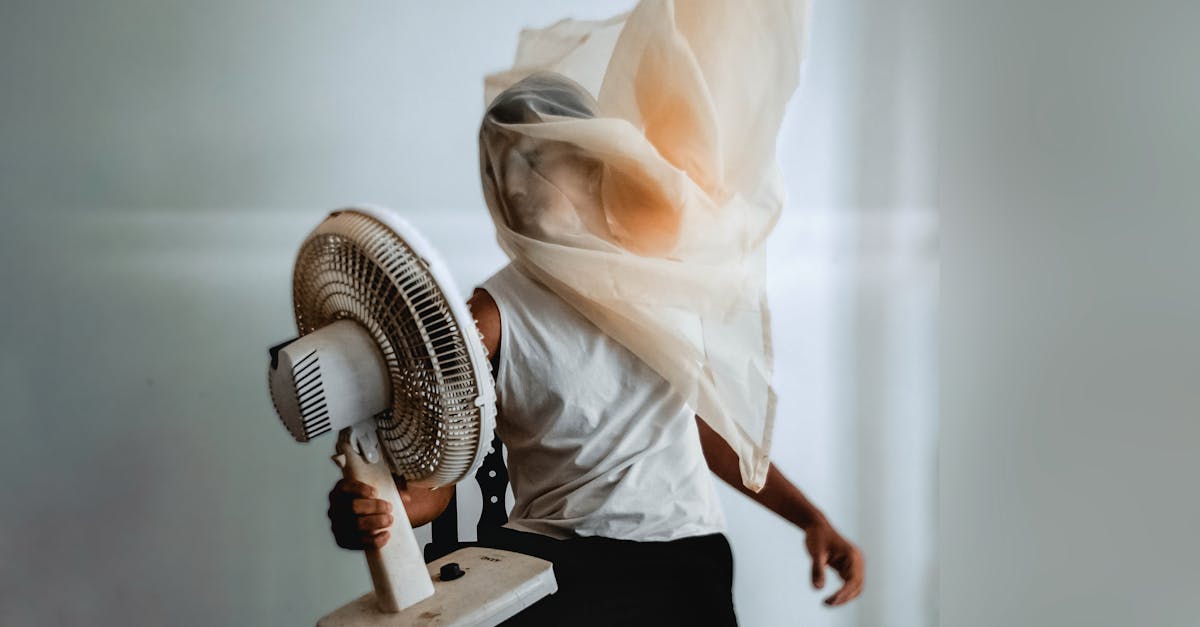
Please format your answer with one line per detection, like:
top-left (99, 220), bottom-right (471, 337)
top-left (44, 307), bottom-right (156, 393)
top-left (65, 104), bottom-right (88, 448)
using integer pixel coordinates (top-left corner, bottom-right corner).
top-left (292, 210), bottom-right (488, 487)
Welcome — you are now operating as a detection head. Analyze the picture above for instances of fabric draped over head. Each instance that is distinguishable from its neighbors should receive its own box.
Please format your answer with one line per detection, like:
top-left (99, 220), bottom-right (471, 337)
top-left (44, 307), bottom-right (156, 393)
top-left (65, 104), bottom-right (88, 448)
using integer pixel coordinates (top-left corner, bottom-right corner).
top-left (478, 0), bottom-right (808, 491)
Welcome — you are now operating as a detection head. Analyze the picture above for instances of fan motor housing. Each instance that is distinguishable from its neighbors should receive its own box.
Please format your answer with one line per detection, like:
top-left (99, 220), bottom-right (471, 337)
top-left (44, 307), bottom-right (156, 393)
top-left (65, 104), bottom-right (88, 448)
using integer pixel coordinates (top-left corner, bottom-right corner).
top-left (268, 319), bottom-right (391, 442)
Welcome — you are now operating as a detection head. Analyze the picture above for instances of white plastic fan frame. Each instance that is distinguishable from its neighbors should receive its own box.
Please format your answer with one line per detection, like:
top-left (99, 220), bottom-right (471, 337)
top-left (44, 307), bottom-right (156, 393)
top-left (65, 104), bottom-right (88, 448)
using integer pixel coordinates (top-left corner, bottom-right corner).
top-left (344, 204), bottom-right (498, 483)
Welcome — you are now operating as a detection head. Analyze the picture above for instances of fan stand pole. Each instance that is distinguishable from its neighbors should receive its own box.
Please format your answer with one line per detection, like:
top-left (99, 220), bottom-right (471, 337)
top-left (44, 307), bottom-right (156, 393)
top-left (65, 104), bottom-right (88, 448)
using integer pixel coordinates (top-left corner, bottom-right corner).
top-left (333, 431), bottom-right (435, 613)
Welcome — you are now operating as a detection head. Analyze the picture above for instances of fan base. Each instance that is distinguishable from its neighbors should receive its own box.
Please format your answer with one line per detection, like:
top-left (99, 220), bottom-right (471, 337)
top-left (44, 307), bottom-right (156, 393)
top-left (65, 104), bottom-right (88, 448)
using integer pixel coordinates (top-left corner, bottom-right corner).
top-left (317, 547), bottom-right (557, 627)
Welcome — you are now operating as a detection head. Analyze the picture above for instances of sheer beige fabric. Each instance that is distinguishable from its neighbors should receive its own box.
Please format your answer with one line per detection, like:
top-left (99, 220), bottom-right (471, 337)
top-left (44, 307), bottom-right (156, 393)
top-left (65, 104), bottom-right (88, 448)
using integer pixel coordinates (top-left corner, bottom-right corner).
top-left (478, 0), bottom-right (809, 491)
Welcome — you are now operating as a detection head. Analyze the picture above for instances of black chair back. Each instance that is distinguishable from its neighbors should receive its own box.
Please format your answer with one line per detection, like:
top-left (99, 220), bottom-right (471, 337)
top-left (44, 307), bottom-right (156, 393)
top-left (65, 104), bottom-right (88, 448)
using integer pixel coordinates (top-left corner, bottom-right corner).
top-left (424, 433), bottom-right (510, 561)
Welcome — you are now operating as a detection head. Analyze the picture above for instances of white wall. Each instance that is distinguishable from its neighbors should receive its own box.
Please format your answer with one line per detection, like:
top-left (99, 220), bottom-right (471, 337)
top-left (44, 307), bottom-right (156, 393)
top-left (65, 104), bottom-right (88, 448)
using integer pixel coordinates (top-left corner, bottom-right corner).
top-left (938, 1), bottom-right (1200, 625)
top-left (0, 1), bottom-right (937, 625)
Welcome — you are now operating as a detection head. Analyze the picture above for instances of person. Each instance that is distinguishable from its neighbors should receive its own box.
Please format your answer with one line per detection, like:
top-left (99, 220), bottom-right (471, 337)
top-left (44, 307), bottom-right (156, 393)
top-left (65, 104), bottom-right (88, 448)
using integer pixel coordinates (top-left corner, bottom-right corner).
top-left (330, 3), bottom-right (862, 623)
top-left (329, 102), bottom-right (863, 618)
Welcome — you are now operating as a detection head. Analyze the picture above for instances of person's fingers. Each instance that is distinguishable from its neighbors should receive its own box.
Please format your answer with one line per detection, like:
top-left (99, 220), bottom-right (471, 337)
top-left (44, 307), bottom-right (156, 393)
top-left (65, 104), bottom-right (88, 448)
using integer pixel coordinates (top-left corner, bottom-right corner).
top-left (824, 550), bottom-right (865, 606)
top-left (355, 514), bottom-right (394, 532)
top-left (824, 579), bottom-right (863, 606)
top-left (810, 547), bottom-right (828, 590)
top-left (362, 531), bottom-right (390, 550)
top-left (824, 584), bottom-right (850, 606)
top-left (334, 480), bottom-right (377, 499)
top-left (335, 532), bottom-right (363, 550)
top-left (350, 498), bottom-right (392, 515)
top-left (330, 514), bottom-right (355, 538)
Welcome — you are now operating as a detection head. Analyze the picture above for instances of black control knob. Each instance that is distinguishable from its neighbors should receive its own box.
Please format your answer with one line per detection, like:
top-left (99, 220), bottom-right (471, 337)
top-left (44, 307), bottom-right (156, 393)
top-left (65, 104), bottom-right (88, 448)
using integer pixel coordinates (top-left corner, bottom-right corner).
top-left (439, 562), bottom-right (465, 581)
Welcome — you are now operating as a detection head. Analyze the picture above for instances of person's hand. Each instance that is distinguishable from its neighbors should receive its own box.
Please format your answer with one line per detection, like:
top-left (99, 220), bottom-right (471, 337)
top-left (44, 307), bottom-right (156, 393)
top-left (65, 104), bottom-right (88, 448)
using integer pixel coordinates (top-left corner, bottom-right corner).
top-left (804, 518), bottom-right (865, 606)
top-left (327, 479), bottom-right (394, 550)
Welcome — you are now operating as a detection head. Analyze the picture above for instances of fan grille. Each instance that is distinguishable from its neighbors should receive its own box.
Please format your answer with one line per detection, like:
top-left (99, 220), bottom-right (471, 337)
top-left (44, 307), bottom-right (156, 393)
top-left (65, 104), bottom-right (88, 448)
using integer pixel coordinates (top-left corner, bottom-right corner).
top-left (293, 211), bottom-right (486, 487)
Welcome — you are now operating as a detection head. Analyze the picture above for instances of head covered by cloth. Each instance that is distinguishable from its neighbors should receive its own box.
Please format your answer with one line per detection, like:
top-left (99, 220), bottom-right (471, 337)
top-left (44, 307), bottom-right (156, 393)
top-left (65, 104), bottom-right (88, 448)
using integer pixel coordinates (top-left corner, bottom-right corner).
top-left (479, 0), bottom-right (809, 491)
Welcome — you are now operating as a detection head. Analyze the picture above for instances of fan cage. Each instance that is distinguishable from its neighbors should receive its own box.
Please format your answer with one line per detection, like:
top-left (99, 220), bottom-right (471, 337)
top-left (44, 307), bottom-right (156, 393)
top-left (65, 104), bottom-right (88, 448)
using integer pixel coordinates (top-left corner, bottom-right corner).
top-left (292, 211), bottom-right (487, 487)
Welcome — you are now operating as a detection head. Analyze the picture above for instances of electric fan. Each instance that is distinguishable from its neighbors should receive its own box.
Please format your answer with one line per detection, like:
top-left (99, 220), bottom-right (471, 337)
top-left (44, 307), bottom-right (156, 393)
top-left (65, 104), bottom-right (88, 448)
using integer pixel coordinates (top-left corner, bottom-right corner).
top-left (266, 206), bottom-right (556, 626)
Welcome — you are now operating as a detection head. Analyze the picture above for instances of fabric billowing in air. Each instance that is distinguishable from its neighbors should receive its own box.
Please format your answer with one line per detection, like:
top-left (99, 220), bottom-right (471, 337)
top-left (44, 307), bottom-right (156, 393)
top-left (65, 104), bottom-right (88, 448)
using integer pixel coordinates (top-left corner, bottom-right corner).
top-left (478, 0), bottom-right (809, 491)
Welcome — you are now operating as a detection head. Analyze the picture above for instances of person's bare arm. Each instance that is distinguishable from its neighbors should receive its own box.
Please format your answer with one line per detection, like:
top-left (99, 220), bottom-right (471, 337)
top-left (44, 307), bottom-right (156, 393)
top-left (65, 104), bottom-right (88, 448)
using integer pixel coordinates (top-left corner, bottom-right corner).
top-left (327, 290), bottom-right (502, 549)
top-left (696, 416), bottom-right (865, 607)
top-left (470, 288), bottom-right (501, 360)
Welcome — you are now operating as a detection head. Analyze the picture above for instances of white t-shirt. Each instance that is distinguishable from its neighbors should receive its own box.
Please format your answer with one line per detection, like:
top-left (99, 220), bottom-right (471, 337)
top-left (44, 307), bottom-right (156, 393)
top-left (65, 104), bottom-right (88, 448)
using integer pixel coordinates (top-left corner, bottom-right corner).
top-left (480, 264), bottom-right (726, 542)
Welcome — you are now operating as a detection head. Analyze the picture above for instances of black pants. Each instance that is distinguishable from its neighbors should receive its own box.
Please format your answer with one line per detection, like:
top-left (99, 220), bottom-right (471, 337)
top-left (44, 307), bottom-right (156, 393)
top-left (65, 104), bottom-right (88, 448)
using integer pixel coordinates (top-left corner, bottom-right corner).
top-left (480, 527), bottom-right (738, 626)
